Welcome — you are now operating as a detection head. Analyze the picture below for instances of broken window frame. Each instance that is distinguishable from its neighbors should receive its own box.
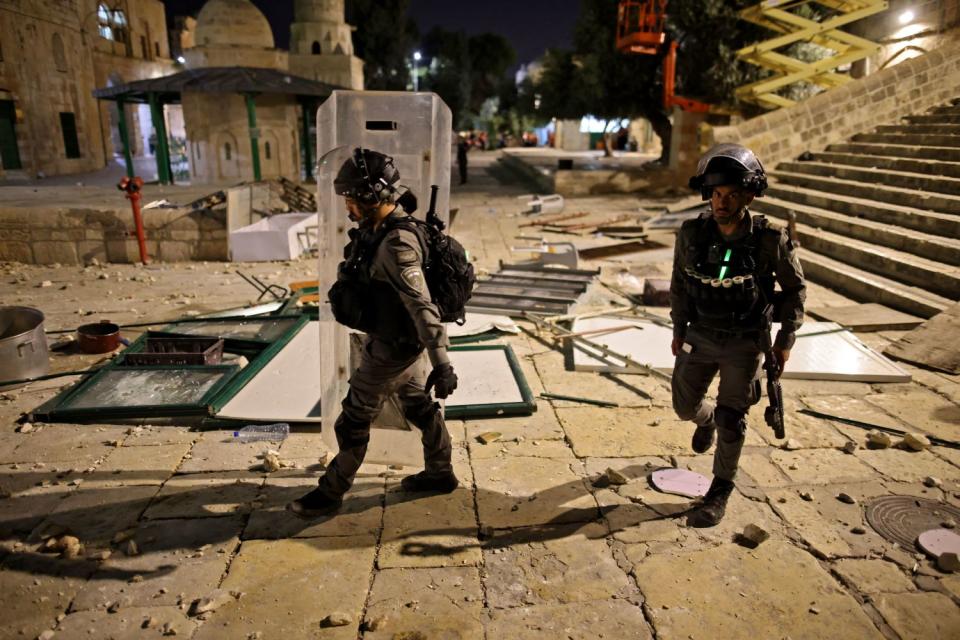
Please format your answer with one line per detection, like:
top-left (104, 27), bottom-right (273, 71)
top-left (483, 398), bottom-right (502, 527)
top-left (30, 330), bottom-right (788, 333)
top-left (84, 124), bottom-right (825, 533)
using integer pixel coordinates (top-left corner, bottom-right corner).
top-left (443, 343), bottom-right (536, 419)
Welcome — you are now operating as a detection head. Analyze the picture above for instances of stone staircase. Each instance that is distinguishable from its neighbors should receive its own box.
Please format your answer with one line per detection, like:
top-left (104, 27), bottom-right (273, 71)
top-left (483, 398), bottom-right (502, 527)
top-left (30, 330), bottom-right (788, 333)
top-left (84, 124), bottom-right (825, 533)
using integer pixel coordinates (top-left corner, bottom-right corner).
top-left (751, 99), bottom-right (960, 318)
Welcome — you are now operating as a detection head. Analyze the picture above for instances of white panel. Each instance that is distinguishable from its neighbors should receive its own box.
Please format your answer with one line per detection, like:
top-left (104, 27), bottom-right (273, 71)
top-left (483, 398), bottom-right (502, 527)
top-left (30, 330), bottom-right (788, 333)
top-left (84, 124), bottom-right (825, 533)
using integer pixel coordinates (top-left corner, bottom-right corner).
top-left (571, 318), bottom-right (911, 382)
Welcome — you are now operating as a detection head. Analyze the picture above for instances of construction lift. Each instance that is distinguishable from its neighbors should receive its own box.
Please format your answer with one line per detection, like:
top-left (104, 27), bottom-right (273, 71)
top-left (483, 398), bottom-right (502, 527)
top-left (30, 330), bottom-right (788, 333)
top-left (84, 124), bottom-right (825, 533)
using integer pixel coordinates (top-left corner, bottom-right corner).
top-left (615, 0), bottom-right (710, 113)
top-left (735, 0), bottom-right (888, 109)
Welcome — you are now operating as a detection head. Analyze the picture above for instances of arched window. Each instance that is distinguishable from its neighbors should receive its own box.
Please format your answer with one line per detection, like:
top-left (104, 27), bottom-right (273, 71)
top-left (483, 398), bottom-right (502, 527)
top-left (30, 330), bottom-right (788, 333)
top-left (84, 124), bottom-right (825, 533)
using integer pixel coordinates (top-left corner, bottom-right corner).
top-left (97, 3), bottom-right (113, 40)
top-left (52, 33), bottom-right (67, 72)
top-left (264, 141), bottom-right (271, 159)
top-left (333, 43), bottom-right (344, 55)
top-left (98, 4), bottom-right (128, 43)
top-left (224, 142), bottom-right (231, 160)
top-left (311, 41), bottom-right (321, 55)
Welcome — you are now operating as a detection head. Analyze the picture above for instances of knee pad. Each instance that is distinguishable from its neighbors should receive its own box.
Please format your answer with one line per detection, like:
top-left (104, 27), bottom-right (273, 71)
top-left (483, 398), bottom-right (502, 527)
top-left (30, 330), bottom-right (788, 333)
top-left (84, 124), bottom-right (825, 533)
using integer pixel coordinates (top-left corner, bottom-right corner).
top-left (715, 405), bottom-right (746, 443)
top-left (334, 414), bottom-right (370, 449)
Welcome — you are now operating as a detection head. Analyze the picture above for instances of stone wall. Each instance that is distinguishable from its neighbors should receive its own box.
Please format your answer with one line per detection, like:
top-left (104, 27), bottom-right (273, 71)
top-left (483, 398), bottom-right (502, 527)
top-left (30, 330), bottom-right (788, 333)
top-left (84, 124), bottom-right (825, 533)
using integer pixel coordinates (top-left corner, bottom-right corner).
top-left (0, 205), bottom-right (228, 265)
top-left (706, 38), bottom-right (960, 167)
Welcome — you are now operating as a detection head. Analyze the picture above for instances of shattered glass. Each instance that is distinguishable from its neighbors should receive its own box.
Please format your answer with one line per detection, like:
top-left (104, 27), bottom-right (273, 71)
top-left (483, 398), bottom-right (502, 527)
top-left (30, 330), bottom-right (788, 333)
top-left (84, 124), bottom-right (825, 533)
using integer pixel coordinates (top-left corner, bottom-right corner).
top-left (62, 369), bottom-right (228, 409)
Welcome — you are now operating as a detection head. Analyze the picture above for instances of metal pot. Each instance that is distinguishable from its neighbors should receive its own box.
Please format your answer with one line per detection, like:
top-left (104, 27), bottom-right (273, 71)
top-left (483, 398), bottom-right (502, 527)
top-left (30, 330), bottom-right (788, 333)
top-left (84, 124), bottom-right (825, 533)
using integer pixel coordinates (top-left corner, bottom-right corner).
top-left (0, 306), bottom-right (49, 390)
top-left (77, 320), bottom-right (121, 354)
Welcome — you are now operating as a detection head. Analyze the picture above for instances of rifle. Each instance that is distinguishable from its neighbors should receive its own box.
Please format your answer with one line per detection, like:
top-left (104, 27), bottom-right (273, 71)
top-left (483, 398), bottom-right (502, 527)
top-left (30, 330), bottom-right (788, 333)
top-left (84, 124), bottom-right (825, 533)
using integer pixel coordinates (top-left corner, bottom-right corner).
top-left (759, 303), bottom-right (785, 439)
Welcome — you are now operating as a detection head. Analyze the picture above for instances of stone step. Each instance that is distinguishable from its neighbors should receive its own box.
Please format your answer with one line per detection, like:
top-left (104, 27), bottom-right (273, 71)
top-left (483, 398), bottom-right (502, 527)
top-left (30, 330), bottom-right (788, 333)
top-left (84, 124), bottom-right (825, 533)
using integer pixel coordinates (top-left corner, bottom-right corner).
top-left (794, 249), bottom-right (952, 319)
top-left (812, 151), bottom-right (960, 179)
top-left (777, 160), bottom-right (960, 196)
top-left (752, 196), bottom-right (960, 266)
top-left (759, 211), bottom-right (960, 299)
top-left (771, 170), bottom-right (960, 215)
top-left (930, 104), bottom-right (960, 116)
top-left (765, 182), bottom-right (960, 238)
top-left (875, 123), bottom-right (960, 135)
top-left (854, 131), bottom-right (960, 148)
top-left (905, 114), bottom-right (960, 125)
top-left (827, 141), bottom-right (960, 162)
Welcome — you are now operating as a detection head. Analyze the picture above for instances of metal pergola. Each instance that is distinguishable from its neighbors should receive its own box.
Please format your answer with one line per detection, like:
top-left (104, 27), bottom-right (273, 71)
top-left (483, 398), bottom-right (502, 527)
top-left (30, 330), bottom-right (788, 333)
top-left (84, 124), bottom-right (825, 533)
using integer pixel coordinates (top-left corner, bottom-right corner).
top-left (93, 66), bottom-right (342, 182)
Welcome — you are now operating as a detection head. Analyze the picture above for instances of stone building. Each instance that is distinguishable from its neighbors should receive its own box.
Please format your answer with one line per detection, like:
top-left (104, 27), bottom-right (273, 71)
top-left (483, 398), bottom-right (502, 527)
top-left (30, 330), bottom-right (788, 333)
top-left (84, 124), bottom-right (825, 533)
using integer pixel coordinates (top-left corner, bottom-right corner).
top-left (0, 0), bottom-right (174, 180)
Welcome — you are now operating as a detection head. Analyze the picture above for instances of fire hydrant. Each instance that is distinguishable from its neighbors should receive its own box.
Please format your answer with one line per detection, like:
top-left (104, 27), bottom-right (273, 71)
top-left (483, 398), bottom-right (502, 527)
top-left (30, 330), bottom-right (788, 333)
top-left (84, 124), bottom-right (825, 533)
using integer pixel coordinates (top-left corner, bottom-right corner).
top-left (117, 176), bottom-right (148, 264)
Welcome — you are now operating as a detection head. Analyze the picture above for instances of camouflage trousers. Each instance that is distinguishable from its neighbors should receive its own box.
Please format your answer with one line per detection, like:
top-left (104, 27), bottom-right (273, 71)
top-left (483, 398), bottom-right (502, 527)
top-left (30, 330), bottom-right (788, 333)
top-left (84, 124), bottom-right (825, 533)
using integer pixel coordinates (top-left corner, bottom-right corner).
top-left (317, 336), bottom-right (453, 498)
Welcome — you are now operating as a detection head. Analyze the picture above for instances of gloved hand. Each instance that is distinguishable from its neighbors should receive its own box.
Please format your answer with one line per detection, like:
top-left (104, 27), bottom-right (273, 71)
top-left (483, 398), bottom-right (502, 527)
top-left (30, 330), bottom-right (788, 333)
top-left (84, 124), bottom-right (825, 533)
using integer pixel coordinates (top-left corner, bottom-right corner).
top-left (425, 363), bottom-right (458, 399)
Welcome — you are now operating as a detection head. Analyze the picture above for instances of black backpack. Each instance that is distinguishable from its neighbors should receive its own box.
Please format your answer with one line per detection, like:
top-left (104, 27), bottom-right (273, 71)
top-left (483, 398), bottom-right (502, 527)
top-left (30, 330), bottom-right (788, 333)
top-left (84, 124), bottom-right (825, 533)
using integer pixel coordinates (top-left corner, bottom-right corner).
top-left (388, 212), bottom-right (476, 325)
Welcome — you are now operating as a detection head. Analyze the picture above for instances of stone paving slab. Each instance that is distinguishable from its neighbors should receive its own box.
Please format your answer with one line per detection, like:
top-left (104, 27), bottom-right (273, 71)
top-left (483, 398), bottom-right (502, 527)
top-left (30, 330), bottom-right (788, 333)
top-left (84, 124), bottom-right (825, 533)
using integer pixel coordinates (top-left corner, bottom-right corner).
top-left (530, 351), bottom-right (660, 410)
top-left (770, 448), bottom-right (878, 485)
top-left (69, 515), bottom-right (243, 612)
top-left (737, 450), bottom-right (794, 488)
top-left (856, 448), bottom-right (960, 485)
top-left (245, 476), bottom-right (383, 539)
top-left (799, 394), bottom-right (911, 441)
top-left (864, 387), bottom-right (960, 442)
top-left (277, 430), bottom-right (329, 461)
top-left (469, 437), bottom-right (574, 461)
top-left (873, 592), bottom-right (960, 640)
top-left (484, 600), bottom-right (652, 639)
top-left (177, 430), bottom-right (279, 473)
top-left (4, 424), bottom-right (125, 466)
top-left (142, 472), bottom-right (262, 520)
top-left (92, 442), bottom-right (192, 486)
top-left (473, 454), bottom-right (597, 528)
top-left (751, 407), bottom-right (850, 449)
top-left (557, 407), bottom-right (693, 458)
top-left (191, 537), bottom-right (376, 640)
top-left (833, 558), bottom-right (917, 595)
top-left (53, 605), bottom-right (198, 638)
top-left (483, 523), bottom-right (636, 608)
top-left (0, 553), bottom-right (92, 640)
top-left (41, 484), bottom-right (160, 544)
top-left (380, 486), bottom-right (480, 568)
top-left (120, 425), bottom-right (198, 447)
top-left (463, 408), bottom-right (566, 444)
top-left (363, 566), bottom-right (484, 639)
top-left (633, 541), bottom-right (884, 639)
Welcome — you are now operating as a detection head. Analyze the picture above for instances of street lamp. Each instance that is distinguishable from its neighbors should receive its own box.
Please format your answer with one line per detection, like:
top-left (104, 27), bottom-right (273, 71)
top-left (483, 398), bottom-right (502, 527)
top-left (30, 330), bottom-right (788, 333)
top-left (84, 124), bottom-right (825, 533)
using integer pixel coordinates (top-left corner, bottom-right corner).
top-left (413, 51), bottom-right (422, 92)
top-left (898, 9), bottom-right (915, 25)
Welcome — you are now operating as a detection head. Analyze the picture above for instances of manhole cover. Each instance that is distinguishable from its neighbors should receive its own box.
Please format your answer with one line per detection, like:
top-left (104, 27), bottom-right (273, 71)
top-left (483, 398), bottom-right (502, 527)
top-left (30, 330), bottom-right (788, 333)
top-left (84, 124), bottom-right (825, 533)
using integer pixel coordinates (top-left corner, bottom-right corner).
top-left (865, 495), bottom-right (960, 550)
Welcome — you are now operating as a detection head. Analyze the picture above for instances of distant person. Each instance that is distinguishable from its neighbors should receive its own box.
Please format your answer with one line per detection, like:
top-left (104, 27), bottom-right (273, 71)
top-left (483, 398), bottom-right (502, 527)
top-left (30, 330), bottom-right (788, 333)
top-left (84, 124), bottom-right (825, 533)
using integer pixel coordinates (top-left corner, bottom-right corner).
top-left (616, 127), bottom-right (628, 151)
top-left (457, 134), bottom-right (470, 185)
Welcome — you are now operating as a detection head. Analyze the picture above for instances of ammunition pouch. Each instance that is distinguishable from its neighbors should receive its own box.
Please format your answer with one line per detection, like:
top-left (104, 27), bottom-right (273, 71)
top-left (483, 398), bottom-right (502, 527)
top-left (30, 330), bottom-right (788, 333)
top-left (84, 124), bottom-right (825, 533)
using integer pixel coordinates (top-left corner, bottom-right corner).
top-left (328, 263), bottom-right (375, 333)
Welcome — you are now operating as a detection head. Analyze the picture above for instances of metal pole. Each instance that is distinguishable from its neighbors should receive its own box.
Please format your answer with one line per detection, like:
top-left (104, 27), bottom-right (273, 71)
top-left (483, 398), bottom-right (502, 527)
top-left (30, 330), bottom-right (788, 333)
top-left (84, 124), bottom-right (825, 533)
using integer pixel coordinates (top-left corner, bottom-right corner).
top-left (301, 100), bottom-right (313, 181)
top-left (413, 58), bottom-right (419, 91)
top-left (116, 98), bottom-right (135, 179)
top-left (147, 92), bottom-right (170, 184)
top-left (244, 93), bottom-right (262, 181)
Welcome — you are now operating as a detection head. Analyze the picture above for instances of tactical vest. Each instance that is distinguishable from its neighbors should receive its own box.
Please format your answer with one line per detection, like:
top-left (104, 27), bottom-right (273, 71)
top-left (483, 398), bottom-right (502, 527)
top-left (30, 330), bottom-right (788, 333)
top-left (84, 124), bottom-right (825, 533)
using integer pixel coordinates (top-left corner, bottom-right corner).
top-left (683, 215), bottom-right (777, 330)
top-left (328, 224), bottom-right (418, 341)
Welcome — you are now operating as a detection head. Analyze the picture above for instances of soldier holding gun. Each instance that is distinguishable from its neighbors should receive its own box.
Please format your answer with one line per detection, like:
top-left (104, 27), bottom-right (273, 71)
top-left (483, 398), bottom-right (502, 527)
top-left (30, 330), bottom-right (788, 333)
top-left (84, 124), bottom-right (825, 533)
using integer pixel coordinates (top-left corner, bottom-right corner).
top-left (669, 143), bottom-right (805, 526)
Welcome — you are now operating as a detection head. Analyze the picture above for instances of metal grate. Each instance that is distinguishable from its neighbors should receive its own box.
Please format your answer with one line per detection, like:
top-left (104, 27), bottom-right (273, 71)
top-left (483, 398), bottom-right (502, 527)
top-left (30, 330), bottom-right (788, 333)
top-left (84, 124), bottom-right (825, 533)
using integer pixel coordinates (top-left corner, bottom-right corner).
top-left (865, 495), bottom-right (960, 550)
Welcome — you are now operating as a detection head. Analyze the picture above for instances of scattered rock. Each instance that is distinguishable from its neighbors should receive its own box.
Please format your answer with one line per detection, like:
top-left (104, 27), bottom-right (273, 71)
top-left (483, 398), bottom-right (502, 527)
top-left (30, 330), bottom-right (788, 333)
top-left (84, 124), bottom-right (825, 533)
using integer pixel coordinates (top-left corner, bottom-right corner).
top-left (247, 633), bottom-right (262, 640)
top-left (842, 441), bottom-right (858, 454)
top-left (799, 491), bottom-right (814, 502)
top-left (937, 552), bottom-right (960, 573)
top-left (902, 432), bottom-right (931, 452)
top-left (782, 439), bottom-right (802, 451)
top-left (836, 492), bottom-right (857, 505)
top-left (851, 526), bottom-right (867, 535)
top-left (142, 617), bottom-right (160, 629)
top-left (923, 476), bottom-right (942, 488)
top-left (388, 464), bottom-right (404, 470)
top-left (37, 630), bottom-right (55, 640)
top-left (161, 622), bottom-right (177, 636)
top-left (321, 612), bottom-right (352, 627)
top-left (476, 431), bottom-right (501, 445)
top-left (741, 524), bottom-right (770, 546)
top-left (17, 423), bottom-right (34, 434)
top-left (112, 528), bottom-right (135, 544)
top-left (942, 519), bottom-right (956, 529)
top-left (260, 452), bottom-right (281, 473)
top-left (107, 601), bottom-right (121, 613)
top-left (318, 451), bottom-right (331, 466)
top-left (590, 474), bottom-right (611, 489)
top-left (38, 280), bottom-right (53, 288)
top-left (96, 550), bottom-right (111, 561)
top-left (189, 590), bottom-right (243, 616)
top-left (364, 616), bottom-right (388, 631)
top-left (605, 467), bottom-right (629, 486)
top-left (867, 430), bottom-right (892, 448)
top-left (124, 540), bottom-right (139, 556)
top-left (809, 606), bottom-right (820, 615)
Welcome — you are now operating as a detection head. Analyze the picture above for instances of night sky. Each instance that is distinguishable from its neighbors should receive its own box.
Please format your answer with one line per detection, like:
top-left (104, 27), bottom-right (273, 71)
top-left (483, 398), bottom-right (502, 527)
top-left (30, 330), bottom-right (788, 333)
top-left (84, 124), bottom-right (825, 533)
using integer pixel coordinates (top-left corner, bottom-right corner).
top-left (162, 0), bottom-right (580, 68)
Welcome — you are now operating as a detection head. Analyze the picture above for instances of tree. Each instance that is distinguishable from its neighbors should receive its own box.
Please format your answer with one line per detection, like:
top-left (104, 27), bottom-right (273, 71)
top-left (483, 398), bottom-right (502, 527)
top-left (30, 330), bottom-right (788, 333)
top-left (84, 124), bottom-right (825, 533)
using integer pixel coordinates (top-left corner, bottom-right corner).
top-left (534, 0), bottom-right (767, 161)
top-left (346, 0), bottom-right (419, 90)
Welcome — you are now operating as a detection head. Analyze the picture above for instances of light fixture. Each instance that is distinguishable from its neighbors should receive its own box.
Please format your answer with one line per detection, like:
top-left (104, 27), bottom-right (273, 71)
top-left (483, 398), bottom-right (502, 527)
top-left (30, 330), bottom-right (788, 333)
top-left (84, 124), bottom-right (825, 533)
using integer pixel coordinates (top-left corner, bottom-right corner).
top-left (898, 9), bottom-right (915, 25)
top-left (413, 51), bottom-right (422, 61)
top-left (176, 55), bottom-right (185, 63)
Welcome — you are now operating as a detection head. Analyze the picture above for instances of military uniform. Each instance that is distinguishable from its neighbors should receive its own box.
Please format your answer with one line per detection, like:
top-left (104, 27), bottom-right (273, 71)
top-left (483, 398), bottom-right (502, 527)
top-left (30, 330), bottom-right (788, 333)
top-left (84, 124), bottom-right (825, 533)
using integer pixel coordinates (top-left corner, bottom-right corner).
top-left (317, 208), bottom-right (454, 499)
top-left (670, 209), bottom-right (805, 482)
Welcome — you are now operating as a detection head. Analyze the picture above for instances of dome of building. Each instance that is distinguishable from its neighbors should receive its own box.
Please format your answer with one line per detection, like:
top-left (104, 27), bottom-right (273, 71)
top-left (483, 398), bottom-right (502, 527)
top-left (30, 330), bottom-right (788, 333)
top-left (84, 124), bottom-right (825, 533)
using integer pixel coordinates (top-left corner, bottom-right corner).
top-left (194, 0), bottom-right (274, 49)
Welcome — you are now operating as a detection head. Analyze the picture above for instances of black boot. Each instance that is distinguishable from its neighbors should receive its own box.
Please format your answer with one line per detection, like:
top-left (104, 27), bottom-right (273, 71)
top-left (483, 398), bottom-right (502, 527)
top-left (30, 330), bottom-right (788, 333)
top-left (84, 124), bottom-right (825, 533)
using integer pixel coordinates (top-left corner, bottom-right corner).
top-left (286, 487), bottom-right (343, 518)
top-left (693, 477), bottom-right (735, 527)
top-left (691, 423), bottom-right (716, 454)
top-left (400, 471), bottom-right (459, 493)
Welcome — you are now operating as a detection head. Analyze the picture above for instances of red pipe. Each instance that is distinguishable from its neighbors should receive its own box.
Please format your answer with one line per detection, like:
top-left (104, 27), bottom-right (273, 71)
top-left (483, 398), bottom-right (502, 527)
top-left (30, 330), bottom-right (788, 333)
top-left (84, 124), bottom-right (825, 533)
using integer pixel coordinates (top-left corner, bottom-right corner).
top-left (118, 176), bottom-right (148, 264)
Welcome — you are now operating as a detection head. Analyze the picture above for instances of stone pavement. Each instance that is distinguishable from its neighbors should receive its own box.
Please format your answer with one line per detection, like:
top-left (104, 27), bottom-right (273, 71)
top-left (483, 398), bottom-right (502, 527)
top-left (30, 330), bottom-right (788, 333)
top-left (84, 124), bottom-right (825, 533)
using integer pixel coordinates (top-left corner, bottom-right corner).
top-left (0, 151), bottom-right (958, 639)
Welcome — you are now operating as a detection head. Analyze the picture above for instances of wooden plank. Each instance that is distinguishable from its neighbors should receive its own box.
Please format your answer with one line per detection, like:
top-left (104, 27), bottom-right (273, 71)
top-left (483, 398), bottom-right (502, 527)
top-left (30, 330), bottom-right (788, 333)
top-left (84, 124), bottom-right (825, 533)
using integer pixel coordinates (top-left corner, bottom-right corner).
top-left (883, 303), bottom-right (960, 374)
top-left (807, 303), bottom-right (924, 332)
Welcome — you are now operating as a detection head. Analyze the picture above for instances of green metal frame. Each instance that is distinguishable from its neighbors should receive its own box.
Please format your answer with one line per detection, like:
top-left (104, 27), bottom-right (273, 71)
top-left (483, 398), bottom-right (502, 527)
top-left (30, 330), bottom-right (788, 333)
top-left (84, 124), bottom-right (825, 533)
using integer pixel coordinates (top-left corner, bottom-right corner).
top-left (33, 314), bottom-right (308, 422)
top-left (444, 343), bottom-right (537, 419)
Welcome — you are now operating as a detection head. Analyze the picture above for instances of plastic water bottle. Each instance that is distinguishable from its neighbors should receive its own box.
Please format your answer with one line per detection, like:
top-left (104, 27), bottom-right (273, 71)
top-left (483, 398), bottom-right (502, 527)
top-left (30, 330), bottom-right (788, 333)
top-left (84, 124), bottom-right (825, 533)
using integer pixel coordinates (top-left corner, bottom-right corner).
top-left (232, 423), bottom-right (289, 442)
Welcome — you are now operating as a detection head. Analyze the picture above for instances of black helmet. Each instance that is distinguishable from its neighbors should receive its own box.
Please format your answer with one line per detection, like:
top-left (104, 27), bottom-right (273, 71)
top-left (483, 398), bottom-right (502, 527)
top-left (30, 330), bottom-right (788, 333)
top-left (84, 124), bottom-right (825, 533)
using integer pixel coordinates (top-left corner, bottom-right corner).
top-left (689, 143), bottom-right (767, 200)
top-left (334, 148), bottom-right (400, 205)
